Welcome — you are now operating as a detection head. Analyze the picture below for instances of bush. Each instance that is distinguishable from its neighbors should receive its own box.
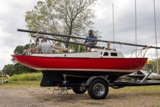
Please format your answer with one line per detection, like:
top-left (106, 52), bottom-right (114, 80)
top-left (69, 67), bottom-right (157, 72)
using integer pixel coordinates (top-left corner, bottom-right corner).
top-left (9, 73), bottom-right (42, 81)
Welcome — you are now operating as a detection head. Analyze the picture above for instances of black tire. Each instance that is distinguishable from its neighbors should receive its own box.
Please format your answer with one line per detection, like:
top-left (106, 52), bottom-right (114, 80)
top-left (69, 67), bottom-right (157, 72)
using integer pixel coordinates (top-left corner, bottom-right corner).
top-left (88, 79), bottom-right (109, 99)
top-left (72, 87), bottom-right (86, 94)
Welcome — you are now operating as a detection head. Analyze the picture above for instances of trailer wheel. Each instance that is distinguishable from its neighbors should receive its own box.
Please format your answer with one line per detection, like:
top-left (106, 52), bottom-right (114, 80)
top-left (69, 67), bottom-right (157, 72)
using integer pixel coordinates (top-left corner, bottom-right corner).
top-left (88, 79), bottom-right (108, 99)
top-left (72, 87), bottom-right (86, 94)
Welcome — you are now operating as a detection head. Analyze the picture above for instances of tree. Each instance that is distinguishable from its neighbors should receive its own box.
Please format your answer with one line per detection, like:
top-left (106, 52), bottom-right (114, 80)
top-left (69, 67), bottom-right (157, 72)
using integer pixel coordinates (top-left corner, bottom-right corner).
top-left (25, 0), bottom-right (97, 48)
top-left (2, 64), bottom-right (38, 76)
top-left (2, 64), bottom-right (15, 76)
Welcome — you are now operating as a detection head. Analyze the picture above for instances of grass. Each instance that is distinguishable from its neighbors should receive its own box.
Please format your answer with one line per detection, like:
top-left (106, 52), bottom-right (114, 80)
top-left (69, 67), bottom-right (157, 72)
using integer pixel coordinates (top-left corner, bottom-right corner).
top-left (0, 73), bottom-right (42, 87)
top-left (108, 86), bottom-right (160, 107)
top-left (9, 72), bottom-right (42, 81)
top-left (1, 77), bottom-right (160, 107)
top-left (0, 81), bottom-right (40, 87)
top-left (110, 85), bottom-right (160, 94)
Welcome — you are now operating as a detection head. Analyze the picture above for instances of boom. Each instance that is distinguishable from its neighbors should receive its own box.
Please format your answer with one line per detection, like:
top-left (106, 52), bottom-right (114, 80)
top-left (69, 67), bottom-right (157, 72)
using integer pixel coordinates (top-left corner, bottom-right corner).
top-left (31, 35), bottom-right (104, 49)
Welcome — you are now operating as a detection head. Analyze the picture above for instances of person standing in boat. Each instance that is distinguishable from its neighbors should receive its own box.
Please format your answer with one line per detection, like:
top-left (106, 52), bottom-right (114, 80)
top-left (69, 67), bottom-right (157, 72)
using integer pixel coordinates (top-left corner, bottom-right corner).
top-left (84, 30), bottom-right (97, 52)
top-left (23, 34), bottom-right (68, 54)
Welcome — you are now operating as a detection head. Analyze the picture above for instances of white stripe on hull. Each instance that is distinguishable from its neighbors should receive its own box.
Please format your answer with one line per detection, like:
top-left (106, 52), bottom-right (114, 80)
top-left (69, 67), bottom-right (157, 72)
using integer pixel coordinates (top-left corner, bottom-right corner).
top-left (35, 68), bottom-right (137, 73)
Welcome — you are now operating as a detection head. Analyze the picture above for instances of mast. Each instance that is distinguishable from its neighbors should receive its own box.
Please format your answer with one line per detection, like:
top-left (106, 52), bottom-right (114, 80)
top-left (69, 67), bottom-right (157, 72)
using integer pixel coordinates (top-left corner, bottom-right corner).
top-left (153, 0), bottom-right (159, 74)
top-left (17, 29), bottom-right (160, 49)
top-left (112, 3), bottom-right (115, 48)
top-left (135, 0), bottom-right (137, 56)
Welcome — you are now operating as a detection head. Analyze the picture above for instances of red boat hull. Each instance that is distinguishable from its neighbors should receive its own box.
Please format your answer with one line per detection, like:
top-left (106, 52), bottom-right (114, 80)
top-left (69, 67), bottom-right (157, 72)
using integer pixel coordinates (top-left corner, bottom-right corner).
top-left (12, 55), bottom-right (147, 74)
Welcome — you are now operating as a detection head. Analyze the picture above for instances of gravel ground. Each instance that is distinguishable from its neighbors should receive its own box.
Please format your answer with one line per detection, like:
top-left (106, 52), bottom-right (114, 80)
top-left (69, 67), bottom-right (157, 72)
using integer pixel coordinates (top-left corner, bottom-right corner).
top-left (0, 85), bottom-right (160, 107)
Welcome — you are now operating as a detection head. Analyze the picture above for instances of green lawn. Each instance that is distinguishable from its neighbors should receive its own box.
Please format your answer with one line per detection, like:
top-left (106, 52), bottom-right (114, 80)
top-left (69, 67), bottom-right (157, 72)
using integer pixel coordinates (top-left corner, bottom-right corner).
top-left (0, 80), bottom-right (40, 87)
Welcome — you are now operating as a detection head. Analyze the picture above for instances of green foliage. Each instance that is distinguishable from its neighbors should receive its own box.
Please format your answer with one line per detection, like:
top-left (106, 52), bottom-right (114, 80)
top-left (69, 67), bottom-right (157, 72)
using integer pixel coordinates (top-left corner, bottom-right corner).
top-left (69, 44), bottom-right (85, 52)
top-left (14, 63), bottom-right (38, 74)
top-left (13, 43), bottom-right (35, 55)
top-left (25, 0), bottom-right (98, 48)
top-left (2, 64), bottom-right (15, 76)
top-left (2, 64), bottom-right (38, 76)
top-left (12, 43), bottom-right (35, 62)
top-left (9, 73), bottom-right (42, 81)
top-left (9, 75), bottom-right (19, 81)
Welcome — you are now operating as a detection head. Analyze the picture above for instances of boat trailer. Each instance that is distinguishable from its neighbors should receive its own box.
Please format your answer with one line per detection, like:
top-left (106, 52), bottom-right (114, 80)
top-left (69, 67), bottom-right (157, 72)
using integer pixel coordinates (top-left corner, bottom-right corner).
top-left (41, 65), bottom-right (160, 99)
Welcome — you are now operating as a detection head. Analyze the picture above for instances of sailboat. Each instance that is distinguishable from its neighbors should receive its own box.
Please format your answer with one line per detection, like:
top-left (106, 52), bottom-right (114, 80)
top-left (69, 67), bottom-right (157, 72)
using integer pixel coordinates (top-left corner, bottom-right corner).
top-left (11, 29), bottom-right (160, 99)
top-left (12, 29), bottom-right (155, 84)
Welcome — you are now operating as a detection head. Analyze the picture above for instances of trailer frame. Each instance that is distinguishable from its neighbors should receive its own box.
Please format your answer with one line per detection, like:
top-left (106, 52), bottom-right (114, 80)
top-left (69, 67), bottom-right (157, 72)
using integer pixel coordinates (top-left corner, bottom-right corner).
top-left (44, 66), bottom-right (160, 99)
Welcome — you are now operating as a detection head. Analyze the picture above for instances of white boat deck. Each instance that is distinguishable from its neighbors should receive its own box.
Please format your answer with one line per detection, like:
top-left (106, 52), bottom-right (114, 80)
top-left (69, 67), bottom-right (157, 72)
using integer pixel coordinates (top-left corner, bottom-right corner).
top-left (32, 49), bottom-right (124, 58)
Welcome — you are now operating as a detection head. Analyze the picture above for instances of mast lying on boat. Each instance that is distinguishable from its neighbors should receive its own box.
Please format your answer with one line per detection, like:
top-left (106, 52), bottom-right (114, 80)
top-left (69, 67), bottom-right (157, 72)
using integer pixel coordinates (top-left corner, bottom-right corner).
top-left (17, 29), bottom-right (160, 49)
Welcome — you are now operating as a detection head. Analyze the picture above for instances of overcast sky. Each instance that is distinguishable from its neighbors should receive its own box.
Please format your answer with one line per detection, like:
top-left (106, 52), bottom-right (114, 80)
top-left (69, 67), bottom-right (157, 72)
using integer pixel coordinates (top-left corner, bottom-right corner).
top-left (0, 0), bottom-right (160, 70)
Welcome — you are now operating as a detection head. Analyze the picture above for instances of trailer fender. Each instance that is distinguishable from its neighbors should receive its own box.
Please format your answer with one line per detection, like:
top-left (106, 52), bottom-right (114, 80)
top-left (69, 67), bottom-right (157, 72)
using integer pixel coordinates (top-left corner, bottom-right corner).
top-left (85, 76), bottom-right (109, 87)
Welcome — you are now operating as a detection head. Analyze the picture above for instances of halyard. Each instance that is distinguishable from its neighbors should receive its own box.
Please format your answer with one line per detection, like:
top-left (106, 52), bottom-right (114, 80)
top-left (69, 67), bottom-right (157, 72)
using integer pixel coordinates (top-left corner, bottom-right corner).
top-left (0, 81), bottom-right (160, 107)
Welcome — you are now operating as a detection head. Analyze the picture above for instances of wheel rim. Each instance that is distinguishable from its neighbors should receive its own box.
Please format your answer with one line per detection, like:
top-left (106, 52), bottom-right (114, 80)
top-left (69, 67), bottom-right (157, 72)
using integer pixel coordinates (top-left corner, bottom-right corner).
top-left (93, 83), bottom-right (105, 97)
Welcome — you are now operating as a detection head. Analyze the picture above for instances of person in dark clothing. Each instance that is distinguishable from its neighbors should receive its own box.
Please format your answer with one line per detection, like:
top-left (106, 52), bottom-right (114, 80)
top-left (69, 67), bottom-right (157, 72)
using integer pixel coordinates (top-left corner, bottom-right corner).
top-left (84, 30), bottom-right (97, 52)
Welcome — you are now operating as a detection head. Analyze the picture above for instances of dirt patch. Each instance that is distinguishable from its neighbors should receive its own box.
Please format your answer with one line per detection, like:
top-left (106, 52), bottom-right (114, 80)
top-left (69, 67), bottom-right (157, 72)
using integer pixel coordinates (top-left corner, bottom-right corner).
top-left (0, 86), bottom-right (160, 107)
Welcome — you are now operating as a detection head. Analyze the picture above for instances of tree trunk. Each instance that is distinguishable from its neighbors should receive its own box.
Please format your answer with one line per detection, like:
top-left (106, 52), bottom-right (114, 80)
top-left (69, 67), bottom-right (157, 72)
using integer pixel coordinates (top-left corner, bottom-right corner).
top-left (66, 22), bottom-right (73, 48)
